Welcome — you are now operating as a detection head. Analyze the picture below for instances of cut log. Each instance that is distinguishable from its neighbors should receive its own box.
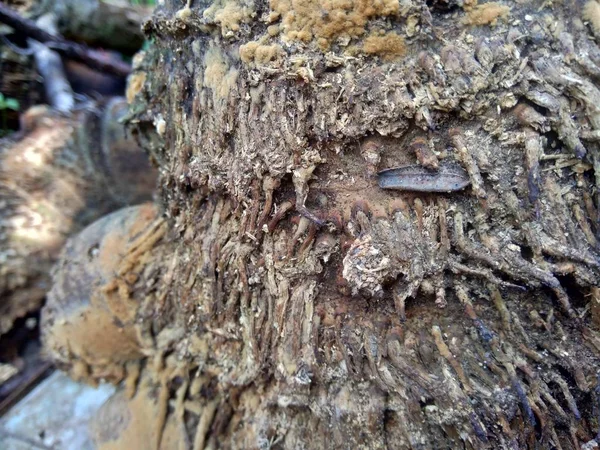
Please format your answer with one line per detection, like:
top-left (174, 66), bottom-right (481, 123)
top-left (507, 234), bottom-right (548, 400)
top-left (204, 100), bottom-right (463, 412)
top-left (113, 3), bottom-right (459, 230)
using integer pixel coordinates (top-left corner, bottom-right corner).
top-left (0, 98), bottom-right (156, 336)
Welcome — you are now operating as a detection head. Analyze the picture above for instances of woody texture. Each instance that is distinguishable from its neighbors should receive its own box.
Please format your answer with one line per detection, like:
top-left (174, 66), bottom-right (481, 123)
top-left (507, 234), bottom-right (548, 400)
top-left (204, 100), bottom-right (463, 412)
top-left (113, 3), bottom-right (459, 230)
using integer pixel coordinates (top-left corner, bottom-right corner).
top-left (41, 0), bottom-right (600, 448)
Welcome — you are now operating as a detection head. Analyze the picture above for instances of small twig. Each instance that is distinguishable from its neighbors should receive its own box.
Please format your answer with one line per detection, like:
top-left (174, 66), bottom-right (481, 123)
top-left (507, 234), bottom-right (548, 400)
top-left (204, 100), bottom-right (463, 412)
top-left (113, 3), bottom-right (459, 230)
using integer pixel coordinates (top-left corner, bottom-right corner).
top-left (0, 4), bottom-right (131, 77)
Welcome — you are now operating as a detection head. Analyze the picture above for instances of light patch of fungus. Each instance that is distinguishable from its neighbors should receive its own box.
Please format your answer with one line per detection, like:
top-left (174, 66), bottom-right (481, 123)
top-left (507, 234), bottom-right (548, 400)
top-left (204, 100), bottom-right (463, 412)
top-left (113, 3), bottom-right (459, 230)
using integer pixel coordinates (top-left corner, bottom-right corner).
top-left (362, 31), bottom-right (406, 60)
top-left (463, 2), bottom-right (510, 26)
top-left (203, 0), bottom-right (254, 36)
top-left (203, 46), bottom-right (239, 100)
top-left (239, 41), bottom-right (260, 62)
top-left (267, 24), bottom-right (281, 36)
top-left (126, 72), bottom-right (146, 104)
top-left (176, 5), bottom-right (193, 21)
top-left (270, 0), bottom-right (400, 50)
top-left (240, 41), bottom-right (284, 64)
top-left (584, 0), bottom-right (600, 37)
top-left (153, 115), bottom-right (166, 137)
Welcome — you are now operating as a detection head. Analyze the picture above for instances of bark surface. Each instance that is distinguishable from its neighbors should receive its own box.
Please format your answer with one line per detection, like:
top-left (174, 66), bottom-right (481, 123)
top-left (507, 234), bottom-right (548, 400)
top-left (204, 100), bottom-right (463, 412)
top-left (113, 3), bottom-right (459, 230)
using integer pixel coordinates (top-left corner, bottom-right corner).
top-left (42, 0), bottom-right (600, 448)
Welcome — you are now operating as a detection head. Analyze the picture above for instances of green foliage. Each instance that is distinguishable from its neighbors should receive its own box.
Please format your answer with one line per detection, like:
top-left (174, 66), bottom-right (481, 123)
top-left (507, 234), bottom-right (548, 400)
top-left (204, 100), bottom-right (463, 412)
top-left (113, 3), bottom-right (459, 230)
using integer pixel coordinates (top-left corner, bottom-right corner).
top-left (0, 93), bottom-right (20, 112)
top-left (129, 0), bottom-right (157, 6)
top-left (0, 93), bottom-right (20, 137)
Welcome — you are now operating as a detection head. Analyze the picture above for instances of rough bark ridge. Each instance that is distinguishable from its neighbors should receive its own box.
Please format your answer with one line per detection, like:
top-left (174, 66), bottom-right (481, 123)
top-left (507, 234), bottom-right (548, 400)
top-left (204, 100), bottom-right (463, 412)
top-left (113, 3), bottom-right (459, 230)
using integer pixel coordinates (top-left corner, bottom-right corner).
top-left (43, 0), bottom-right (600, 448)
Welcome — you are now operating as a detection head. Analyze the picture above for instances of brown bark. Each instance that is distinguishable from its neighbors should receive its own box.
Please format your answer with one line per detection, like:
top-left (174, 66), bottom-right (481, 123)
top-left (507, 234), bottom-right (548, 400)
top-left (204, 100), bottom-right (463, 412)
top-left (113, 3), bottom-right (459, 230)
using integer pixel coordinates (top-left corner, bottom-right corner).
top-left (42, 0), bottom-right (600, 449)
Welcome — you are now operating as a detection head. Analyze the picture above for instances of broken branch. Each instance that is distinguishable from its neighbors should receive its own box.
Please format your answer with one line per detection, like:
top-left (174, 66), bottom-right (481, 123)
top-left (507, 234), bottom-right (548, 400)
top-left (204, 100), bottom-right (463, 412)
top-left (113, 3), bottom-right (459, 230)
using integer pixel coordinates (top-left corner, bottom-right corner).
top-left (0, 4), bottom-right (131, 77)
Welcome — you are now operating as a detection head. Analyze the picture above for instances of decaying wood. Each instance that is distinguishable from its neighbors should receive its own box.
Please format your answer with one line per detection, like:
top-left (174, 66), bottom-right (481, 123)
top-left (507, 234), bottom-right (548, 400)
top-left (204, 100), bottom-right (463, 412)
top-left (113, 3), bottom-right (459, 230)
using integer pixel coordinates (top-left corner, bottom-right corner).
top-left (2, 0), bottom-right (151, 54)
top-left (0, 3), bottom-right (132, 76)
top-left (38, 0), bottom-right (152, 54)
top-left (0, 98), bottom-right (156, 336)
top-left (42, 0), bottom-right (600, 448)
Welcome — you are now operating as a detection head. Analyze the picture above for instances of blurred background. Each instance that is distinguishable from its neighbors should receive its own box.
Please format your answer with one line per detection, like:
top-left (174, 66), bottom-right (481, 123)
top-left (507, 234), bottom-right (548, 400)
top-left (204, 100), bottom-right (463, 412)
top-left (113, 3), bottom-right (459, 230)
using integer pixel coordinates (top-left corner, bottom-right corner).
top-left (0, 1), bottom-right (157, 448)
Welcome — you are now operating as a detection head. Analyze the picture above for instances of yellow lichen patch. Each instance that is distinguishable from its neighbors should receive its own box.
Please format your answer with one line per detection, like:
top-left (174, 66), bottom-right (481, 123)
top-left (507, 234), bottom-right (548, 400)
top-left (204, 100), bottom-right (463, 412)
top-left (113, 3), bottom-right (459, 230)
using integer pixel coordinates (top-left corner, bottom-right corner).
top-left (240, 41), bottom-right (284, 64)
top-left (126, 72), bottom-right (146, 104)
top-left (362, 31), bottom-right (406, 60)
top-left (203, 46), bottom-right (239, 100)
top-left (203, 0), bottom-right (254, 36)
top-left (584, 0), bottom-right (600, 37)
top-left (463, 2), bottom-right (510, 26)
top-left (270, 0), bottom-right (400, 50)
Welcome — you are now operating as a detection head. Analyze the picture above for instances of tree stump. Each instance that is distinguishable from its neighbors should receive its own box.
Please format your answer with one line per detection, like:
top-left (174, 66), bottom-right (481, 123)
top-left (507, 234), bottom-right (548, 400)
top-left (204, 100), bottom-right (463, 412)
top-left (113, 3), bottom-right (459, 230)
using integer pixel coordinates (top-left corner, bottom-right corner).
top-left (43, 0), bottom-right (600, 448)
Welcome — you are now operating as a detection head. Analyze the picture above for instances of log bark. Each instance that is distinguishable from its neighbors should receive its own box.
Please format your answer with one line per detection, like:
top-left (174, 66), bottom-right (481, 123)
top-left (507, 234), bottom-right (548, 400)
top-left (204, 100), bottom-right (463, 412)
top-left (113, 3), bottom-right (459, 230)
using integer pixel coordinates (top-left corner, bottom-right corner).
top-left (42, 0), bottom-right (600, 448)
top-left (38, 0), bottom-right (152, 54)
